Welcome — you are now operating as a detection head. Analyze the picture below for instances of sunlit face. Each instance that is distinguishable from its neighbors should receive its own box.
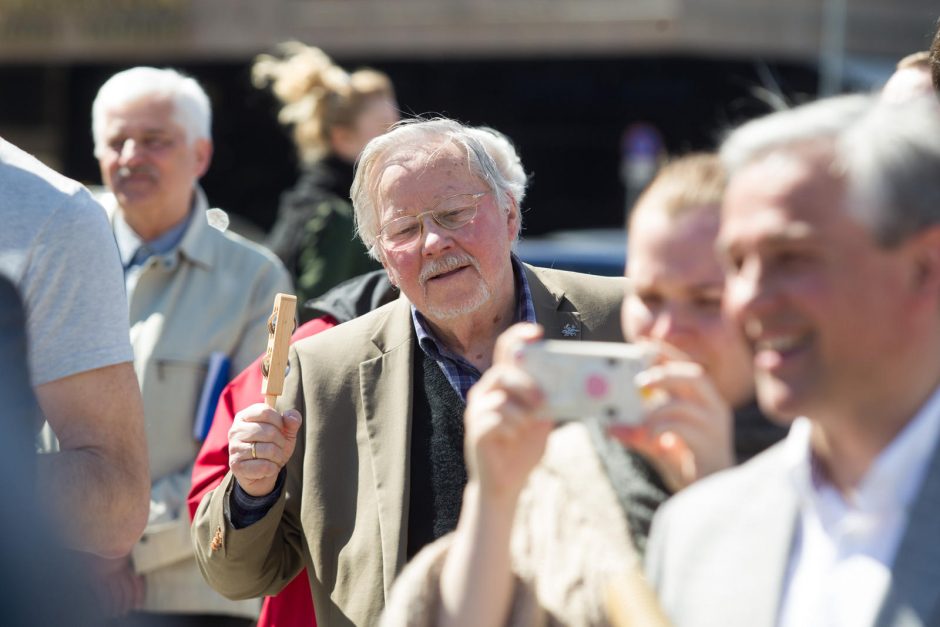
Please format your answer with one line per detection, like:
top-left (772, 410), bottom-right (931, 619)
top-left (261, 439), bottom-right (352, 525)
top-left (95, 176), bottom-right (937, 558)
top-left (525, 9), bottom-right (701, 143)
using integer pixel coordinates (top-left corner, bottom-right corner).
top-left (97, 96), bottom-right (210, 230)
top-left (375, 143), bottom-right (517, 324)
top-left (623, 204), bottom-right (754, 407)
top-left (718, 147), bottom-right (917, 422)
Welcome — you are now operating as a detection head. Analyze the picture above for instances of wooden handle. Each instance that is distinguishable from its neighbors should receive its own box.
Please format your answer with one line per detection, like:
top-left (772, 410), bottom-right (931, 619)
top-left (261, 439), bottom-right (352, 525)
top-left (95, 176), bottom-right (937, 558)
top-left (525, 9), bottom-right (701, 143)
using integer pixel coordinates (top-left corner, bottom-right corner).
top-left (606, 566), bottom-right (672, 627)
top-left (260, 293), bottom-right (297, 408)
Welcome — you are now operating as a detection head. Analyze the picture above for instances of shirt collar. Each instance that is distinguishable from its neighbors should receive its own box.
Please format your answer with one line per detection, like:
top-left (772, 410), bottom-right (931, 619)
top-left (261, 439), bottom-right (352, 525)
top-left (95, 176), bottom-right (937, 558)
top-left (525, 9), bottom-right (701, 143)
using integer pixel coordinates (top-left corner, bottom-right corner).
top-left (784, 383), bottom-right (940, 516)
top-left (109, 187), bottom-right (215, 270)
top-left (413, 254), bottom-right (536, 361)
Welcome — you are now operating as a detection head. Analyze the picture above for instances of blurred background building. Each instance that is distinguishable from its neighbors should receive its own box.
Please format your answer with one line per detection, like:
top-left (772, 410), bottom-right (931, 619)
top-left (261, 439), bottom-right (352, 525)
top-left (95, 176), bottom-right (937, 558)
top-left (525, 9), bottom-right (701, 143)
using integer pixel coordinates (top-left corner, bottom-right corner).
top-left (1, 0), bottom-right (936, 236)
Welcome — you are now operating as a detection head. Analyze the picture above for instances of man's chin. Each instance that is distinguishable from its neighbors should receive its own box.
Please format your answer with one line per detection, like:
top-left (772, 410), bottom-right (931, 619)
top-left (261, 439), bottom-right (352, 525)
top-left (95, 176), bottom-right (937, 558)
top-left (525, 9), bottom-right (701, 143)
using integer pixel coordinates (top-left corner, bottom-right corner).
top-left (115, 187), bottom-right (157, 208)
top-left (756, 376), bottom-right (808, 422)
top-left (421, 286), bottom-right (491, 322)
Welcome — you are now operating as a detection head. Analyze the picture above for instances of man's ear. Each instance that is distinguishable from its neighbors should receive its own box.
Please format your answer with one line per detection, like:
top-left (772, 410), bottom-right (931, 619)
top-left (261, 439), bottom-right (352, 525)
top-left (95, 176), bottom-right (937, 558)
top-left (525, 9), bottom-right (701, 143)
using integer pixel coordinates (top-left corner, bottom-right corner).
top-left (383, 266), bottom-right (398, 289)
top-left (506, 197), bottom-right (519, 237)
top-left (193, 138), bottom-right (213, 179)
top-left (908, 224), bottom-right (940, 296)
top-left (375, 246), bottom-right (398, 288)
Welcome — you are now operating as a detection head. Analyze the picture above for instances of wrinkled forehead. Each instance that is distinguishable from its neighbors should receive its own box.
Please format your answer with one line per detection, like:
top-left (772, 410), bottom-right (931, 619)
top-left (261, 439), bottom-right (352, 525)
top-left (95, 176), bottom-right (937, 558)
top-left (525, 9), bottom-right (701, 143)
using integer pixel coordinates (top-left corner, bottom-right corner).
top-left (375, 142), bottom-right (477, 207)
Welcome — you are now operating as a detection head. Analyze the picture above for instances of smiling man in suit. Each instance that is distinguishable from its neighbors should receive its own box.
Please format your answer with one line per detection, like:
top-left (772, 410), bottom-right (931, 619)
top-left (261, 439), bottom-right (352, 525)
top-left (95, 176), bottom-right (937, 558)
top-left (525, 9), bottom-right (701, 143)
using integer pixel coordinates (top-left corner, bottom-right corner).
top-left (645, 93), bottom-right (940, 627)
top-left (192, 121), bottom-right (626, 626)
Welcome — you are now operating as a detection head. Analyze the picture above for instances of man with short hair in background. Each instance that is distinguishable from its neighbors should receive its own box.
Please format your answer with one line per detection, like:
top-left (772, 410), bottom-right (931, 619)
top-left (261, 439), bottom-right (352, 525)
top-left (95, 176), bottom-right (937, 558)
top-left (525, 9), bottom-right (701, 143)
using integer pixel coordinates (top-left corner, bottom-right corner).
top-left (646, 93), bottom-right (940, 627)
top-left (92, 66), bottom-right (291, 626)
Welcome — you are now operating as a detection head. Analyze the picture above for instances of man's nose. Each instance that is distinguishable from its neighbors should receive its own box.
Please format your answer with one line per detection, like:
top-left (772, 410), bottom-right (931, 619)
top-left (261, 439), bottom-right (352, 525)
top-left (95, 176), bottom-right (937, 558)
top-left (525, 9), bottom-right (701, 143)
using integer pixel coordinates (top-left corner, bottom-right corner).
top-left (650, 306), bottom-right (688, 344)
top-left (420, 216), bottom-right (454, 255)
top-left (119, 139), bottom-right (144, 164)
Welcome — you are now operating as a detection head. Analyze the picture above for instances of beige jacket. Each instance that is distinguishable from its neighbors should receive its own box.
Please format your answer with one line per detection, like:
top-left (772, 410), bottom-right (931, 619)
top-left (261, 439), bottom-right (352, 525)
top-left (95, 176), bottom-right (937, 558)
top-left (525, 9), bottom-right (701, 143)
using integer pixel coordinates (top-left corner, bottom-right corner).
top-left (380, 423), bottom-right (640, 627)
top-left (192, 265), bottom-right (626, 627)
top-left (110, 190), bottom-right (291, 617)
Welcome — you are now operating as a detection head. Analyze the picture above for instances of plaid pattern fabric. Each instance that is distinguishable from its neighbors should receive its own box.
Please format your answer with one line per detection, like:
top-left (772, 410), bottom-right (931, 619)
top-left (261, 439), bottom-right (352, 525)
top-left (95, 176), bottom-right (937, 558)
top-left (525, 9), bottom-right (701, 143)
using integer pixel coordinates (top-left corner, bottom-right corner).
top-left (413, 255), bottom-right (536, 400)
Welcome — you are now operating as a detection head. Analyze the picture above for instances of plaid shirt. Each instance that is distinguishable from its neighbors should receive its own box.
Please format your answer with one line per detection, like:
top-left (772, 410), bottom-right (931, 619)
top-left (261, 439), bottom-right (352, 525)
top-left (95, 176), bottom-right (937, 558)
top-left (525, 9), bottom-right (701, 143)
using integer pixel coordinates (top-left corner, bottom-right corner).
top-left (413, 255), bottom-right (536, 401)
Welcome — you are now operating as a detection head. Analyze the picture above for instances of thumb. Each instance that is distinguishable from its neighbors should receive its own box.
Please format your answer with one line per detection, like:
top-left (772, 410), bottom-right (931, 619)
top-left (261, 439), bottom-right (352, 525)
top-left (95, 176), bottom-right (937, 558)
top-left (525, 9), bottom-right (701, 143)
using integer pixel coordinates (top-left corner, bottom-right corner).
top-left (282, 409), bottom-right (303, 438)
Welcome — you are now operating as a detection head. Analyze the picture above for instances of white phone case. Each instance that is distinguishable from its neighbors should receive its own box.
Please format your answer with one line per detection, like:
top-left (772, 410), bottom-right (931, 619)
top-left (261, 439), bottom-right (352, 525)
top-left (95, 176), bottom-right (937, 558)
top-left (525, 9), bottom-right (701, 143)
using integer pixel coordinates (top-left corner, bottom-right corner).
top-left (517, 340), bottom-right (650, 425)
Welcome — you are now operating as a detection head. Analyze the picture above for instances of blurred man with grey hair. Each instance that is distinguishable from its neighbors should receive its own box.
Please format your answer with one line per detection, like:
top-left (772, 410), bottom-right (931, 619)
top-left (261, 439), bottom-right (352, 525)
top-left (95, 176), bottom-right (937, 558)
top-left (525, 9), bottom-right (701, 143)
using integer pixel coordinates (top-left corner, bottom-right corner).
top-left (646, 93), bottom-right (940, 627)
top-left (192, 119), bottom-right (626, 626)
top-left (92, 66), bottom-right (290, 626)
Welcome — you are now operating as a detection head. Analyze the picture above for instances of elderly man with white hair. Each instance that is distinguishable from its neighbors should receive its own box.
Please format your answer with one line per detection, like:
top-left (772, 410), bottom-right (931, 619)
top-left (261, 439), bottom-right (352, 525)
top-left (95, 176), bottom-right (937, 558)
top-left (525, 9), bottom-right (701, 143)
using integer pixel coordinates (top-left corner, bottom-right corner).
top-left (92, 66), bottom-right (290, 626)
top-left (192, 119), bottom-right (627, 627)
top-left (646, 93), bottom-right (940, 627)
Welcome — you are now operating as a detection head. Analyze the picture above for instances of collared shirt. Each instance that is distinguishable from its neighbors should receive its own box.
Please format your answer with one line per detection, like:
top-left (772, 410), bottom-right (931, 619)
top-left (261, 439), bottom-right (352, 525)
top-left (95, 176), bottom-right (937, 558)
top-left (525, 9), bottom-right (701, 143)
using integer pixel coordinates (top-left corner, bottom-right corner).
top-left (412, 254), bottom-right (536, 400)
top-left (113, 201), bottom-right (194, 294)
top-left (778, 385), bottom-right (940, 627)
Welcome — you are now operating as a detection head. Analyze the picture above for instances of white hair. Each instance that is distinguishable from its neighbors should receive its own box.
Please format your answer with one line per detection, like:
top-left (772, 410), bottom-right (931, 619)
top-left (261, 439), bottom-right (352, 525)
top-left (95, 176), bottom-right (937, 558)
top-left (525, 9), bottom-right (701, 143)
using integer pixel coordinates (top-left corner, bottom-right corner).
top-left (351, 117), bottom-right (529, 259)
top-left (92, 67), bottom-right (211, 157)
top-left (721, 92), bottom-right (940, 246)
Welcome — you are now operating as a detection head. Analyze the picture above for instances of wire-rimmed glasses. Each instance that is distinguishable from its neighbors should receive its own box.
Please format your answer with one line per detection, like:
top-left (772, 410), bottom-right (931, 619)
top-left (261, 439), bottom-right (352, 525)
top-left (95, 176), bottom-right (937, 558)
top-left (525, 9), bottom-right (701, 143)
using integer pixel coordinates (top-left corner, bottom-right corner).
top-left (376, 191), bottom-right (489, 251)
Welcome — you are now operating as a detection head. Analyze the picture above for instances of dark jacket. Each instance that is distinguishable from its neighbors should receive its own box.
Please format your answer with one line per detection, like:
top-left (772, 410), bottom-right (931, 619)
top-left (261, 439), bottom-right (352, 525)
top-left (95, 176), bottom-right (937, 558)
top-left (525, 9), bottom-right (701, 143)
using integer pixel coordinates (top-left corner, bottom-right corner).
top-left (303, 268), bottom-right (398, 324)
top-left (266, 155), bottom-right (380, 315)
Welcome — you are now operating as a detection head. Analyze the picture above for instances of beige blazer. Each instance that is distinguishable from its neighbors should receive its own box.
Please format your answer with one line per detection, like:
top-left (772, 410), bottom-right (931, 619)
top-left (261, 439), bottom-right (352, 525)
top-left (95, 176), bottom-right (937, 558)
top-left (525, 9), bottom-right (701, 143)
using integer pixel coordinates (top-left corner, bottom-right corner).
top-left (193, 265), bottom-right (626, 627)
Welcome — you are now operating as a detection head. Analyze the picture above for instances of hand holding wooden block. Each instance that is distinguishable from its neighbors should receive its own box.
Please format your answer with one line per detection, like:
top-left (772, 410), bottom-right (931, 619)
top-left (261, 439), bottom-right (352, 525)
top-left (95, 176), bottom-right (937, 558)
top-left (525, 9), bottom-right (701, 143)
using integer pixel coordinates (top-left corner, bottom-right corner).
top-left (261, 293), bottom-right (297, 408)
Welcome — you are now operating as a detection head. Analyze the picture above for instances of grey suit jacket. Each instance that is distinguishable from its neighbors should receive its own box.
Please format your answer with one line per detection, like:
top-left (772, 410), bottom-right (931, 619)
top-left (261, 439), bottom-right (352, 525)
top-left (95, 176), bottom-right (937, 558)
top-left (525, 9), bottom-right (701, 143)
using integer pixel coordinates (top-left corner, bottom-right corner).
top-left (193, 264), bottom-right (626, 627)
top-left (645, 429), bottom-right (940, 627)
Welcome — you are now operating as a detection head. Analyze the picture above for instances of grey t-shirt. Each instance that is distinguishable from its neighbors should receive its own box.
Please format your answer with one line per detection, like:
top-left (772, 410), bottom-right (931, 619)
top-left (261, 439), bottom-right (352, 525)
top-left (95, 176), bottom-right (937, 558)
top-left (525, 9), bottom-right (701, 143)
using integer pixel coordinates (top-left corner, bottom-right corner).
top-left (0, 139), bottom-right (133, 386)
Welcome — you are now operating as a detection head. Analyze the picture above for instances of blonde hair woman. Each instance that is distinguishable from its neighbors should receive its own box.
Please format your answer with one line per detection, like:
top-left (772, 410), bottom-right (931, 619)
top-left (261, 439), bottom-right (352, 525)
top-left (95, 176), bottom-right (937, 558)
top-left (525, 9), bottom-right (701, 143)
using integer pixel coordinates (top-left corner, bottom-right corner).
top-left (256, 42), bottom-right (399, 310)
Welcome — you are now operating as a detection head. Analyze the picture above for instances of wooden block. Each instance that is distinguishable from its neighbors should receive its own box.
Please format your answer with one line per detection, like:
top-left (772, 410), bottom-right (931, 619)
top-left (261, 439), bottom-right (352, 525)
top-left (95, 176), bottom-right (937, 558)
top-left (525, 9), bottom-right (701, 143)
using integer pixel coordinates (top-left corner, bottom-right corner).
top-left (261, 293), bottom-right (297, 407)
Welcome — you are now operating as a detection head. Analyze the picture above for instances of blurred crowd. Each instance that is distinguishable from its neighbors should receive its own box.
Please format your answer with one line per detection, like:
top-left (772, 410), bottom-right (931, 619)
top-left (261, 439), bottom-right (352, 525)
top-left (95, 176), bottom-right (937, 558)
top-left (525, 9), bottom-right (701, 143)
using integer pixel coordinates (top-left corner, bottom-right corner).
top-left (2, 19), bottom-right (940, 627)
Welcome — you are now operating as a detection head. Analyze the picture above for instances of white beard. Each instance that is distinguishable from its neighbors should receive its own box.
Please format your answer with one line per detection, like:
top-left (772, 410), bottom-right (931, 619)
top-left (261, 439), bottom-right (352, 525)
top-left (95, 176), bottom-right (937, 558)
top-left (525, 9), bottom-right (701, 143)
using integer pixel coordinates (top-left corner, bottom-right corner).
top-left (419, 254), bottom-right (493, 320)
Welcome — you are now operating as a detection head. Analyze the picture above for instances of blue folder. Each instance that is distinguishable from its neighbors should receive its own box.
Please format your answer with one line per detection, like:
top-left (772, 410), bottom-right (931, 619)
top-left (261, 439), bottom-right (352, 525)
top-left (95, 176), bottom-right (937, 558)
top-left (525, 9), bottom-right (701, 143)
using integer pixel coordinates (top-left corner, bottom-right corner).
top-left (193, 352), bottom-right (231, 442)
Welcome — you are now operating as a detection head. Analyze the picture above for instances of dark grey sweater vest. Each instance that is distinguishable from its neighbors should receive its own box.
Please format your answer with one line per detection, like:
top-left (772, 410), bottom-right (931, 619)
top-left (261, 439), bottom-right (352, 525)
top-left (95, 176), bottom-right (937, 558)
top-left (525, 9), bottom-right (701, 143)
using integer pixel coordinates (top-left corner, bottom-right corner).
top-left (406, 348), bottom-right (468, 559)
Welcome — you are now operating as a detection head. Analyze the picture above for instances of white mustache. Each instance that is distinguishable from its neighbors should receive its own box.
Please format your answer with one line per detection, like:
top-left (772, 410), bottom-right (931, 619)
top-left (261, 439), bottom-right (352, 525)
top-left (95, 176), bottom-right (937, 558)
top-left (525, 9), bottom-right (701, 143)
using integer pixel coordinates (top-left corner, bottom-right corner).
top-left (117, 165), bottom-right (157, 181)
top-left (419, 255), bottom-right (479, 284)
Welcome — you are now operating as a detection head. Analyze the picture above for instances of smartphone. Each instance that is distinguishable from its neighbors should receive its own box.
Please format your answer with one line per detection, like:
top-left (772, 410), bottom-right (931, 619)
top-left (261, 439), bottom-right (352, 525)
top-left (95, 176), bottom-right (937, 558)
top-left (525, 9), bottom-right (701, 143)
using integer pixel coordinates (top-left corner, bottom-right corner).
top-left (516, 340), bottom-right (651, 425)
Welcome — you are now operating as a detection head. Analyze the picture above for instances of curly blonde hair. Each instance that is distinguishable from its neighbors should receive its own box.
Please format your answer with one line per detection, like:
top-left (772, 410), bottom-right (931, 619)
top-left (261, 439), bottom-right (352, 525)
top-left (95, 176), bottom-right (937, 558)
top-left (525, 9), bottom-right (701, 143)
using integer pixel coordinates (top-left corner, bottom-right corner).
top-left (252, 42), bottom-right (395, 164)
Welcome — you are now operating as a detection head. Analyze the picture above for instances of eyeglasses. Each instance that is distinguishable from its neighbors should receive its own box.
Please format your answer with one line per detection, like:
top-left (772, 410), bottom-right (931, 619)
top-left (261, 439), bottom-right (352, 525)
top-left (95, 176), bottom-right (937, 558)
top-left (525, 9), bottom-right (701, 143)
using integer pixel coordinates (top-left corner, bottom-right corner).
top-left (377, 191), bottom-right (488, 250)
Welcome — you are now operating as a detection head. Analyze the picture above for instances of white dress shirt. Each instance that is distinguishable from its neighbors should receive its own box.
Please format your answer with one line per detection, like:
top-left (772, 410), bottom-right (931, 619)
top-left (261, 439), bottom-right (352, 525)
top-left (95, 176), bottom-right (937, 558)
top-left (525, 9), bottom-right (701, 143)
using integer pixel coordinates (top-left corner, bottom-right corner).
top-left (778, 386), bottom-right (940, 627)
